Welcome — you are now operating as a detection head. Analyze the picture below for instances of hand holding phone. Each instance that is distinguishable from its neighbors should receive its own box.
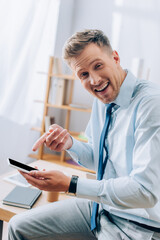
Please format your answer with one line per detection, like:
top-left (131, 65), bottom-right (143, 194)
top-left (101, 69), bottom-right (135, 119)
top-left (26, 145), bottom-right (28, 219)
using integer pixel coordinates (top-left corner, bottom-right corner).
top-left (7, 158), bottom-right (38, 173)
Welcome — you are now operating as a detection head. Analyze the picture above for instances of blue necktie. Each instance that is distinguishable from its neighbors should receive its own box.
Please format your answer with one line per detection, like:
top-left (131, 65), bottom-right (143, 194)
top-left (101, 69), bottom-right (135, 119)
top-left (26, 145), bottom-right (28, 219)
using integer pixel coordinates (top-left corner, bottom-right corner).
top-left (91, 103), bottom-right (115, 231)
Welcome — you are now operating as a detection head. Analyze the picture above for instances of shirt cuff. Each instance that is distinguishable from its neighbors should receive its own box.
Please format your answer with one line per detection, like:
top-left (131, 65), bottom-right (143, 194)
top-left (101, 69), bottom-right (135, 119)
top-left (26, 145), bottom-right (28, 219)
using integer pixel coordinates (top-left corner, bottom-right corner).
top-left (76, 178), bottom-right (101, 202)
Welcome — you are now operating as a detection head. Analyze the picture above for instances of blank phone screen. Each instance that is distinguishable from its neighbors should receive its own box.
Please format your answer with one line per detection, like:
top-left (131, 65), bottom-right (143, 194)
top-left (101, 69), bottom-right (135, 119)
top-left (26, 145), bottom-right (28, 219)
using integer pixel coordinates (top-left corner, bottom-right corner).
top-left (9, 158), bottom-right (37, 171)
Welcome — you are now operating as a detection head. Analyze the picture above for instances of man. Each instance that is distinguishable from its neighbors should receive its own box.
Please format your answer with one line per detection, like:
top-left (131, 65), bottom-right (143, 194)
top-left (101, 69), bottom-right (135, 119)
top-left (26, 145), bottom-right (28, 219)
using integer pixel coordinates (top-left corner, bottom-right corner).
top-left (8, 29), bottom-right (160, 240)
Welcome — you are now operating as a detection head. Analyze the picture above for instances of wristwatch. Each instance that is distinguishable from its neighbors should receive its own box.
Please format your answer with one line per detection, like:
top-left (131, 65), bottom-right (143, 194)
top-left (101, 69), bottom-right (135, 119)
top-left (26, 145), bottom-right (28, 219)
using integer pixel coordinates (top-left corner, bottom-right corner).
top-left (66, 175), bottom-right (79, 196)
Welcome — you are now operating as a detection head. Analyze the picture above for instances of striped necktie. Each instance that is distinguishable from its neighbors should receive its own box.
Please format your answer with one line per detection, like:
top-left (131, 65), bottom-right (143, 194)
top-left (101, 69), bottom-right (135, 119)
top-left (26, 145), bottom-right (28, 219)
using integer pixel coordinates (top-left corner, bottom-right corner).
top-left (91, 103), bottom-right (115, 231)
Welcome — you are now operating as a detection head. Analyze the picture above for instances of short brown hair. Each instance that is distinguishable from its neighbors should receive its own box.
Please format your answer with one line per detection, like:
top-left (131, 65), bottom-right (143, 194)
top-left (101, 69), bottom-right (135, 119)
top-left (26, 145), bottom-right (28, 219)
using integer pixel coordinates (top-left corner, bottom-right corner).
top-left (63, 29), bottom-right (112, 64)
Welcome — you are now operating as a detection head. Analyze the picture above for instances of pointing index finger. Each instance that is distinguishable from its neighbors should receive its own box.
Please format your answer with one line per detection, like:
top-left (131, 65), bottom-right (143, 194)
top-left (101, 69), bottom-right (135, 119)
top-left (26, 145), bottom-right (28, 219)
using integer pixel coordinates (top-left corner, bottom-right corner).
top-left (32, 131), bottom-right (52, 151)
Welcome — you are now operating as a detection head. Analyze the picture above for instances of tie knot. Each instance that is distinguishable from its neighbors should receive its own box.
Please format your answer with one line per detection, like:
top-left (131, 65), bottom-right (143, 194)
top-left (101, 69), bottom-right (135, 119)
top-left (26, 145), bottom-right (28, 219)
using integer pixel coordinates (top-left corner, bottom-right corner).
top-left (107, 103), bottom-right (116, 115)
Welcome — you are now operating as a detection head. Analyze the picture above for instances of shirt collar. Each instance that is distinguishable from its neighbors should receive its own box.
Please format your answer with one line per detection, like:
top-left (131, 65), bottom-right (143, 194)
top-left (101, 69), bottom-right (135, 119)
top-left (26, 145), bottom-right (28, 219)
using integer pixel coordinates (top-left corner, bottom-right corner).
top-left (113, 70), bottom-right (137, 108)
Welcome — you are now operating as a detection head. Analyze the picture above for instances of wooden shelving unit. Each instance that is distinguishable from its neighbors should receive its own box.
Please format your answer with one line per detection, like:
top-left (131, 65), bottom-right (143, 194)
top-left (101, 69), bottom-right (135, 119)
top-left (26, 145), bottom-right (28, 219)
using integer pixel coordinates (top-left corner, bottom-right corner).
top-left (34, 100), bottom-right (91, 112)
top-left (30, 56), bottom-right (92, 172)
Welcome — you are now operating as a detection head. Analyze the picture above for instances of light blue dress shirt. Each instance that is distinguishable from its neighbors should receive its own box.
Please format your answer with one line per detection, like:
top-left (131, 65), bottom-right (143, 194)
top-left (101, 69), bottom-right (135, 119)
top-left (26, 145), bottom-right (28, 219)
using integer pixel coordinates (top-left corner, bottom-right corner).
top-left (67, 70), bottom-right (160, 227)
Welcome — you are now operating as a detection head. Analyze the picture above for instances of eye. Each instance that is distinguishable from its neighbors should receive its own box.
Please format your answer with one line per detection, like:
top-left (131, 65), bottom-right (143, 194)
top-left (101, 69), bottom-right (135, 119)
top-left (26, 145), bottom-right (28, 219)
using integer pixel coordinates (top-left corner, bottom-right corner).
top-left (80, 72), bottom-right (89, 80)
top-left (95, 63), bottom-right (102, 69)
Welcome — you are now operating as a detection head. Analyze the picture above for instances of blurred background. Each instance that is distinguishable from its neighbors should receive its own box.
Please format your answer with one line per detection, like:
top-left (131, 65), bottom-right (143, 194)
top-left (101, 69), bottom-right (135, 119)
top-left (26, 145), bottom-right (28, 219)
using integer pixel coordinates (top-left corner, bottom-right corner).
top-left (0, 0), bottom-right (160, 174)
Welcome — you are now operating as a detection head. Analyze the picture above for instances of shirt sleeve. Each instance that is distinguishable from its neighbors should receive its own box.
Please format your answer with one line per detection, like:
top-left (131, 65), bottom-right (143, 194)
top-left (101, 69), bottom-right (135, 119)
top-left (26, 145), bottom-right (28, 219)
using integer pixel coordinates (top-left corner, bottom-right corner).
top-left (67, 117), bottom-right (95, 170)
top-left (76, 96), bottom-right (160, 210)
top-left (67, 98), bottom-right (99, 170)
top-left (67, 137), bottom-right (95, 170)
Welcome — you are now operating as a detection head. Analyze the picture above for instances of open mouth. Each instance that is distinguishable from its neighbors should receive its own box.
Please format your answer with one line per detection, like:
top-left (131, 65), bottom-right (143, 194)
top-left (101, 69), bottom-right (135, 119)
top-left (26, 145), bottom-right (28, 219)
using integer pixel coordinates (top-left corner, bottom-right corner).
top-left (95, 82), bottom-right (109, 92)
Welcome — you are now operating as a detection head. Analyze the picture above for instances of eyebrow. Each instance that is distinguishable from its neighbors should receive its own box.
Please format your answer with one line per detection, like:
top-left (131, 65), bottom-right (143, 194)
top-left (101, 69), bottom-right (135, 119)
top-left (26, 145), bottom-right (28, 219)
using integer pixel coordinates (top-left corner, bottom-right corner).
top-left (89, 58), bottom-right (101, 66)
top-left (77, 58), bottom-right (102, 76)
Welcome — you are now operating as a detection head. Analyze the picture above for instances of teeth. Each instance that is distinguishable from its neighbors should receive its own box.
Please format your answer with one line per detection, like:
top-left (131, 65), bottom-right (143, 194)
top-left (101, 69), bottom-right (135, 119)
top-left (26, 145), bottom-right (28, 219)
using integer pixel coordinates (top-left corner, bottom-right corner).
top-left (95, 82), bottom-right (109, 92)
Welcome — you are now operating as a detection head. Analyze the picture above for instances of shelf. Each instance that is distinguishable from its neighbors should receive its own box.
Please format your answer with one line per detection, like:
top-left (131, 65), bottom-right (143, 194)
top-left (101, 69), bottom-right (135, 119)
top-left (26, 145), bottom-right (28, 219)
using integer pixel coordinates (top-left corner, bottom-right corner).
top-left (72, 135), bottom-right (88, 143)
top-left (29, 153), bottom-right (40, 160)
top-left (69, 131), bottom-right (88, 143)
top-left (29, 153), bottom-right (60, 161)
top-left (47, 103), bottom-right (91, 112)
top-left (37, 71), bottom-right (76, 80)
top-left (28, 154), bottom-right (95, 174)
top-left (51, 73), bottom-right (76, 80)
top-left (34, 100), bottom-right (92, 112)
top-left (31, 127), bottom-right (43, 132)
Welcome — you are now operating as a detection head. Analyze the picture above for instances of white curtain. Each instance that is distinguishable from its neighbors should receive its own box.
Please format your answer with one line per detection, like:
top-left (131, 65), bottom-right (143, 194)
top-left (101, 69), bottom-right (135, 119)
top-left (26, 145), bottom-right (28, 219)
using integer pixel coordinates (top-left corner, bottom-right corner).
top-left (0, 0), bottom-right (60, 174)
top-left (0, 0), bottom-right (59, 124)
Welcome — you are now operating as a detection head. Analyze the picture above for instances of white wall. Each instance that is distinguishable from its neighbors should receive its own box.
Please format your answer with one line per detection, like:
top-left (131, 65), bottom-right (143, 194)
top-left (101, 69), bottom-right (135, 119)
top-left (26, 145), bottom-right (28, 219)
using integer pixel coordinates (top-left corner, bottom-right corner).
top-left (55, 0), bottom-right (160, 84)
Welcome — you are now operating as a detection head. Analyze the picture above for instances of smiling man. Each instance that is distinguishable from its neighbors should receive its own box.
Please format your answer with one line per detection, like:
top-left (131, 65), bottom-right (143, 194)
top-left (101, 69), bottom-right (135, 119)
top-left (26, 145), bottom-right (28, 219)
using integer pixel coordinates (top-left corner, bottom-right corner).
top-left (69, 43), bottom-right (126, 104)
top-left (8, 30), bottom-right (160, 240)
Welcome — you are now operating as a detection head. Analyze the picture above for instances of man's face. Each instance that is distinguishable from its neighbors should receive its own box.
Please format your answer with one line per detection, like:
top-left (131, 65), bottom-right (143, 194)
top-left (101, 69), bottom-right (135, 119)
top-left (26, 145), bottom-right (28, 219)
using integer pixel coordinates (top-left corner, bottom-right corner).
top-left (70, 43), bottom-right (126, 104)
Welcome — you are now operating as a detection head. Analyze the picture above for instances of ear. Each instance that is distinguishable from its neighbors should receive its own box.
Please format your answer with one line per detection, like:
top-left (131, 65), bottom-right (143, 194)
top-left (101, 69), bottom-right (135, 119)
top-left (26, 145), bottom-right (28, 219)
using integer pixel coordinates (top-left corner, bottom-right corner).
top-left (112, 50), bottom-right (120, 63)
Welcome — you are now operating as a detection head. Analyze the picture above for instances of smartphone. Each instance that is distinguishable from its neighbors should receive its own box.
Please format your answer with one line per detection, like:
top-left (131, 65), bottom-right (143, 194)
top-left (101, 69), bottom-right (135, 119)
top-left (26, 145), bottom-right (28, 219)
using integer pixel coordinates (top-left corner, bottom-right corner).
top-left (7, 158), bottom-right (38, 173)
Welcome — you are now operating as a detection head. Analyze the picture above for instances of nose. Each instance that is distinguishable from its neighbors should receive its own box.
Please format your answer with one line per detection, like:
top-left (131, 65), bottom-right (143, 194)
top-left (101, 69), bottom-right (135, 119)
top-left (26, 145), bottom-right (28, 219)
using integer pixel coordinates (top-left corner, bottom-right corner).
top-left (89, 73), bottom-right (101, 85)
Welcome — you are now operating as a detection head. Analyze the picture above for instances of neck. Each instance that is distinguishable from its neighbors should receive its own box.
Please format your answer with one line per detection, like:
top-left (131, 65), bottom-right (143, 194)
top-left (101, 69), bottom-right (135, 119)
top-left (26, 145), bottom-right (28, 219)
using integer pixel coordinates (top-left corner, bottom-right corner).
top-left (120, 68), bottom-right (127, 86)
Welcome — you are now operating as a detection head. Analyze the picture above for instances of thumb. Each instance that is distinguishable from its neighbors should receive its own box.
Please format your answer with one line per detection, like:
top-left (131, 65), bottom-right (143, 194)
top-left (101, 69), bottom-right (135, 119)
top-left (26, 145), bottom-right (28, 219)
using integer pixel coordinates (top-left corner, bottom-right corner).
top-left (29, 170), bottom-right (49, 179)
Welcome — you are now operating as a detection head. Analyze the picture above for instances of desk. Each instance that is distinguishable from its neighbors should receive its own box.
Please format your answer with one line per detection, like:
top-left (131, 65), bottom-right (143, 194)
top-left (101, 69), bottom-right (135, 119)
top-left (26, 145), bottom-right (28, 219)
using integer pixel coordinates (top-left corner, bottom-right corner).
top-left (0, 160), bottom-right (88, 240)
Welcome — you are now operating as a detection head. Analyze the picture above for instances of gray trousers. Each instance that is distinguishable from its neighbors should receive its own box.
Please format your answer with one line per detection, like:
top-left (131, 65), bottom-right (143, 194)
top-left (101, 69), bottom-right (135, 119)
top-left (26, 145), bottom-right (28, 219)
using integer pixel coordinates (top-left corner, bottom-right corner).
top-left (8, 198), bottom-right (160, 240)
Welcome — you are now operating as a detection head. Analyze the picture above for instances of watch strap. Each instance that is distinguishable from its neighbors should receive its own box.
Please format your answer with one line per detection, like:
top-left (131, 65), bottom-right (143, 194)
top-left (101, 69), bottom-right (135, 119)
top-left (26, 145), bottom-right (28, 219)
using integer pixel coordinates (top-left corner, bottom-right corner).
top-left (68, 175), bottom-right (79, 194)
